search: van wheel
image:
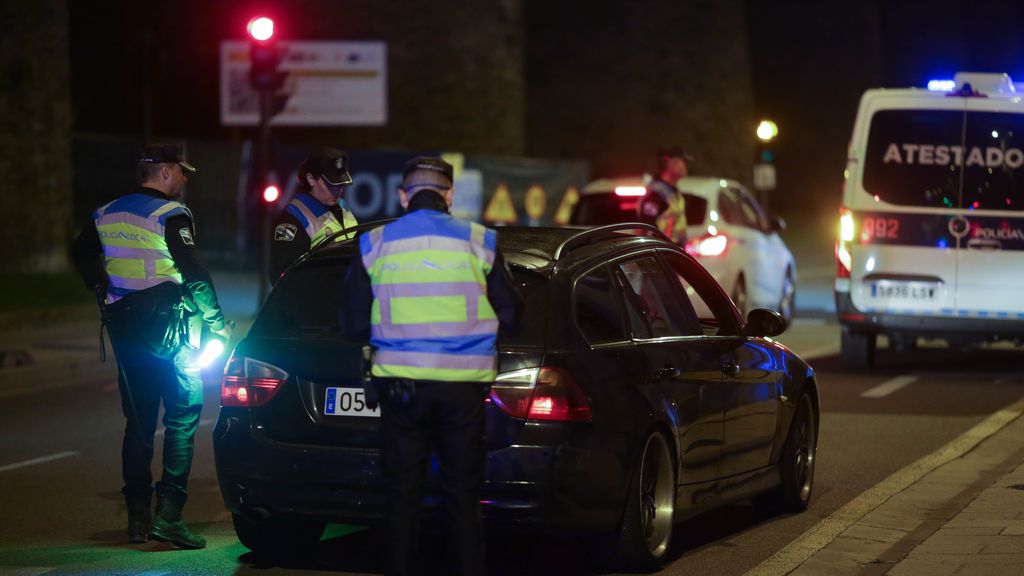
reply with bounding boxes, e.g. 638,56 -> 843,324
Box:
615,430 -> 675,570
778,268 -> 796,326
732,275 -> 748,318
840,328 -> 876,370
232,513 -> 325,558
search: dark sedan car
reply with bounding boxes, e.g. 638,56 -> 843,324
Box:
214,222 -> 819,569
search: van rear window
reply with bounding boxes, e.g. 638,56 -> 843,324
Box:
864,109 -> 1024,210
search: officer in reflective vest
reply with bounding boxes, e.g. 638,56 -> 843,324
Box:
639,147 -> 691,245
71,143 -> 231,549
268,147 -> 358,284
342,156 -> 520,576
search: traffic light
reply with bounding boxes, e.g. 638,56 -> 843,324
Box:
246,16 -> 287,92
263,184 -> 280,203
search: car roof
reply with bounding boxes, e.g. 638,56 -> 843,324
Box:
581,175 -> 737,199
303,222 -> 683,275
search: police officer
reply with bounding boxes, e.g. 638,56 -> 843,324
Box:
639,147 -> 691,245
268,147 -> 358,283
70,143 -> 230,549
342,157 -> 520,576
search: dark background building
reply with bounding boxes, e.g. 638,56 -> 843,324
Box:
3,0 -> 1024,272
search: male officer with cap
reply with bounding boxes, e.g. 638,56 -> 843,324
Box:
71,143 -> 231,549
268,147 -> 358,283
342,157 -> 520,576
639,147 -> 691,245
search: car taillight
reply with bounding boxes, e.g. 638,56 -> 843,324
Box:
836,207 -> 853,278
685,233 -> 728,257
489,367 -> 592,422
220,356 -> 289,407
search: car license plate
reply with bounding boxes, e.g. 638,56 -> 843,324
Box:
325,387 -> 380,417
870,280 -> 938,300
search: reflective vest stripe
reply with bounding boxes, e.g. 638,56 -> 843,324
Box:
286,194 -> 358,246
363,212 -> 499,382
95,194 -> 185,304
372,319 -> 499,340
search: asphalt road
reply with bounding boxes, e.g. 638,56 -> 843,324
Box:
2,319 -> 1024,576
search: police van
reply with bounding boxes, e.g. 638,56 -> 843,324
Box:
837,72 -> 1024,369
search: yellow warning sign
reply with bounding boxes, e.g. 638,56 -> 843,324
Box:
553,186 -> 580,226
483,183 -> 518,225
524,185 -> 546,220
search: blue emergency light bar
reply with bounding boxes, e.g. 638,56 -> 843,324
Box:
927,79 -> 957,92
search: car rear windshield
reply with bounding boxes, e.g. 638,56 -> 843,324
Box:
864,109 -> 1024,210
250,254 -> 548,347
570,192 -> 707,226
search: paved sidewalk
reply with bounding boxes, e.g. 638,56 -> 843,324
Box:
756,398 -> 1024,575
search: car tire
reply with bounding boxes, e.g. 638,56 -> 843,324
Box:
755,392 -> 818,514
778,268 -> 796,326
732,275 -> 748,319
231,513 -> 325,558
840,328 -> 876,370
615,430 -> 676,571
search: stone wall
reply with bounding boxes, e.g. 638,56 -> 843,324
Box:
0,0 -> 72,272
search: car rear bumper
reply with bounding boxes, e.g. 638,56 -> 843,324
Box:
213,413 -> 628,534
835,291 -> 1024,339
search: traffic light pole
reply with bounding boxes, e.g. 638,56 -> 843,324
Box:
258,88 -> 272,306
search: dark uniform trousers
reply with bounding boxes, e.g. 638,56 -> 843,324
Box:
380,379 -> 489,576
106,288 -> 203,510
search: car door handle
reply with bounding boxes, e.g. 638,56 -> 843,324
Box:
721,362 -> 740,377
658,367 -> 681,379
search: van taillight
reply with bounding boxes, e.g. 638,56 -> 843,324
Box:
220,356 -> 289,407
836,207 -> 854,278
489,367 -> 592,422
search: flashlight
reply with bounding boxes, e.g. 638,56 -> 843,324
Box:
196,338 -> 225,369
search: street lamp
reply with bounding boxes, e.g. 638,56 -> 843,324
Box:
754,119 -> 779,212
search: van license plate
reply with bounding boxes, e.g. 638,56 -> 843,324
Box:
325,387 -> 380,417
870,280 -> 938,300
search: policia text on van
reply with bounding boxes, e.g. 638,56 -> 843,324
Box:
836,72 -> 1024,369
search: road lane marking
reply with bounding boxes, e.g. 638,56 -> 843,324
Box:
0,451 -> 79,473
744,396 -> 1024,576
154,418 -> 214,438
860,375 -> 917,398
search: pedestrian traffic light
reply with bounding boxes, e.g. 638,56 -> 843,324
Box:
246,16 -> 287,92
263,184 -> 280,203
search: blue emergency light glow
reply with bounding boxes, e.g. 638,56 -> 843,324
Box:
927,79 -> 956,92
196,339 -> 225,369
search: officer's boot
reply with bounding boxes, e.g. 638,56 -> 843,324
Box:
126,500 -> 151,544
149,498 -> 206,549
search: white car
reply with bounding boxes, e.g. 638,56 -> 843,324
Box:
570,176 -> 797,323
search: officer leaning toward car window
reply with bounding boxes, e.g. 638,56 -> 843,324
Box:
639,147 -> 691,245
70,143 -> 231,549
268,147 -> 358,284
342,156 -> 521,576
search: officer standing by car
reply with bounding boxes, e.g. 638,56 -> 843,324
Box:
70,143 -> 231,549
639,147 -> 691,245
342,157 -> 520,576
268,147 -> 358,284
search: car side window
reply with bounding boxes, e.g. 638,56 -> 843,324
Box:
659,251 -> 739,336
614,255 -> 701,338
734,187 -> 770,232
720,187 -> 760,231
574,266 -> 627,345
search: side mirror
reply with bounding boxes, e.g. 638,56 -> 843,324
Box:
771,215 -> 786,232
743,308 -> 786,338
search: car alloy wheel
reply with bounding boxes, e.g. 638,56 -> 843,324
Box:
616,430 -> 675,569
788,394 -> 817,509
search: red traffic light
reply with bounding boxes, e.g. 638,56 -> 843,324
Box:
263,185 -> 280,203
247,17 -> 274,42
